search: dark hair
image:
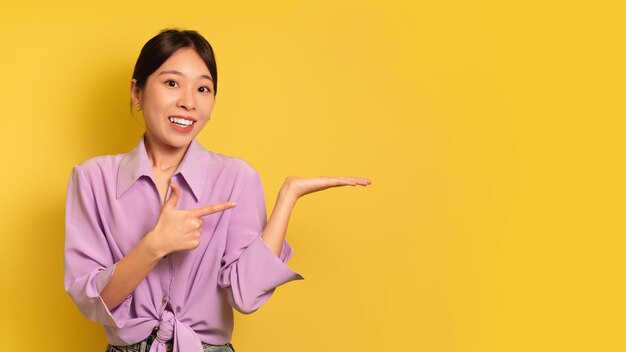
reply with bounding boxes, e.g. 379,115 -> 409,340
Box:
131,28 -> 218,108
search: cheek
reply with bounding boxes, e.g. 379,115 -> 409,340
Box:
142,113 -> 161,130
144,87 -> 175,111
142,97 -> 170,126
201,98 -> 216,115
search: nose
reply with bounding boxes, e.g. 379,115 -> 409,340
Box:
176,87 -> 196,111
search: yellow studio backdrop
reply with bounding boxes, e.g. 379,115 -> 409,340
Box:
0,0 -> 624,351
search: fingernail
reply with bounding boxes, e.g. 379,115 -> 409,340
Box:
230,202 -> 237,206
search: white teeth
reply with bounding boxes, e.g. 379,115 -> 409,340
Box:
168,117 -> 193,127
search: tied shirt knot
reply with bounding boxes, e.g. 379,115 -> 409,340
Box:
149,310 -> 203,352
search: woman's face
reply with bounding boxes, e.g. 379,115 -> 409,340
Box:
131,47 -> 215,150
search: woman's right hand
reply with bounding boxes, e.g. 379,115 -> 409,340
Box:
146,183 -> 237,258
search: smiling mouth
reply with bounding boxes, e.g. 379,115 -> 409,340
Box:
168,116 -> 195,127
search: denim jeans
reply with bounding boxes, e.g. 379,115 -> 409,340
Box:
105,327 -> 235,352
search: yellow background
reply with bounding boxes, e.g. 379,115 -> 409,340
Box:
1,0 -> 624,351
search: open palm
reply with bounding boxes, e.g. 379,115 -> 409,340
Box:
284,176 -> 372,199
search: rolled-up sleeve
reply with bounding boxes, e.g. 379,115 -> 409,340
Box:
217,171 -> 304,314
64,166 -> 132,327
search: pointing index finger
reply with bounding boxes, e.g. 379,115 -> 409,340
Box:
191,201 -> 237,217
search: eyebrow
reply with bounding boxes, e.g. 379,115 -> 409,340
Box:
158,70 -> 213,82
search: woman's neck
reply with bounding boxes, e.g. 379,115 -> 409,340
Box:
144,133 -> 188,173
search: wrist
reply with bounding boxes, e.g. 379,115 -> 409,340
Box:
278,182 -> 299,206
142,231 -> 167,260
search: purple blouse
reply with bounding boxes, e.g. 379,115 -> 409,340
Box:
64,134 -> 304,352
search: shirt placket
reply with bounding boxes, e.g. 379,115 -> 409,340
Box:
158,256 -> 172,312
154,179 -> 174,316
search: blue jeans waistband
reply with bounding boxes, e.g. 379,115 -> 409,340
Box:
106,327 -> 235,352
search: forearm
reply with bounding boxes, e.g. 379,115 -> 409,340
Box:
100,234 -> 163,310
262,184 -> 298,257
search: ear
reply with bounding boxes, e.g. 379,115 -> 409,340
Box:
130,79 -> 143,108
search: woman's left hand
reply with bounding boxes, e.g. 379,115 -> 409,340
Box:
261,176 -> 371,257
281,176 -> 372,200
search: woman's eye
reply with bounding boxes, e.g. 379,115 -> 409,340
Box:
198,86 -> 212,93
166,80 -> 178,87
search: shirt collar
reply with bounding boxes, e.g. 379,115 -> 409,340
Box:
116,134 -> 208,202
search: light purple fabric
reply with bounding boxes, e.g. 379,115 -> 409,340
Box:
64,134 -> 304,352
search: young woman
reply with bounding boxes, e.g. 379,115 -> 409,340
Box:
64,28 -> 371,352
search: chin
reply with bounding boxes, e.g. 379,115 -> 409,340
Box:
146,128 -> 196,150
166,134 -> 196,149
